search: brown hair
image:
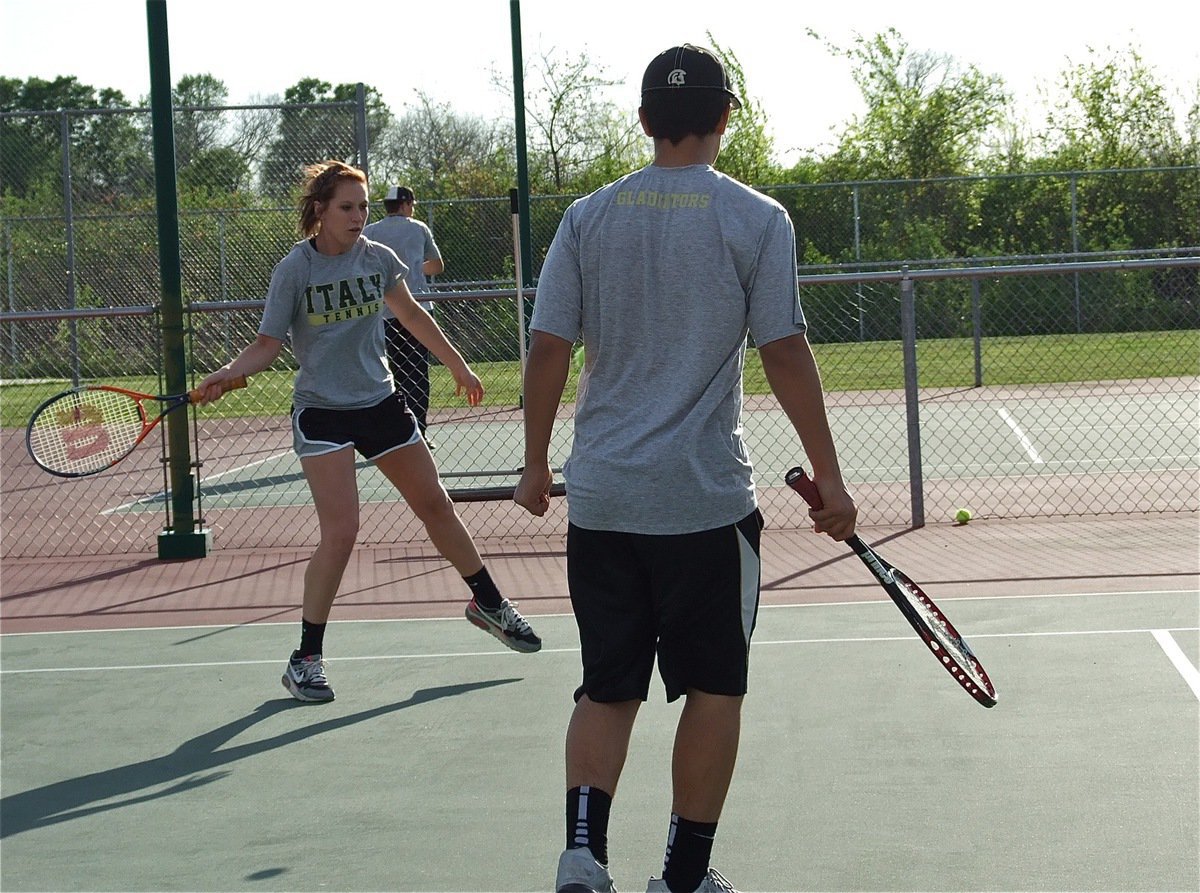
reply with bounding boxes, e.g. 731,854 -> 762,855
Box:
297,160 -> 368,238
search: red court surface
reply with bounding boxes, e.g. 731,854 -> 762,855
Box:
2,513 -> 1196,635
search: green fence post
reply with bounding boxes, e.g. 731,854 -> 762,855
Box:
147,0 -> 209,558
509,2 -> 534,292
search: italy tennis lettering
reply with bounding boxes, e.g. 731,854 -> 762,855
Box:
304,274 -> 384,325
55,402 -> 110,460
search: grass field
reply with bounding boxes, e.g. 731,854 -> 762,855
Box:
2,330 -> 1196,428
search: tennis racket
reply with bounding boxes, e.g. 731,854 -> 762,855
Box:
785,466 -> 997,708
26,376 -> 248,478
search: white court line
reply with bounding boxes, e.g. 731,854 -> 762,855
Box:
189,449 -> 297,483
3,588 -> 1196,638
101,449 -> 295,514
0,647 -> 581,675
1152,629 -> 1200,700
3,625 -> 1198,676
834,458 -> 1198,481
997,407 -> 1045,464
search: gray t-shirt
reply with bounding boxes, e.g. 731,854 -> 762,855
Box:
532,163 -> 805,534
258,237 -> 406,410
362,215 -> 441,313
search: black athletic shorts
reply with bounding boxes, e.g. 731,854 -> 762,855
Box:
566,509 -> 764,704
291,393 -> 420,460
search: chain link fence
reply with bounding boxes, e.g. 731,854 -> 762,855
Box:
3,257 -> 1197,559
1,102 -> 1197,558
4,103 -> 1197,316
1,100 -> 365,318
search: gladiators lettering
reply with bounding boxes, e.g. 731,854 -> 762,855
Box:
614,190 -> 712,210
304,273 -> 385,325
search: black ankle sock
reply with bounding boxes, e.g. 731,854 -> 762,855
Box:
464,567 -> 502,611
298,619 -> 326,658
566,785 -> 612,865
662,814 -> 718,892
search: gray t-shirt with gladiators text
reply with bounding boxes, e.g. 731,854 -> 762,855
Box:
532,163 -> 805,535
258,237 -> 406,410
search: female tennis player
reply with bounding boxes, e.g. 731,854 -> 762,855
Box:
195,160 -> 540,702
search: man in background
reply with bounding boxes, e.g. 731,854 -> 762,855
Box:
364,185 -> 445,447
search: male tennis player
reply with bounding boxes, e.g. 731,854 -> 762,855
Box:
516,43 -> 857,893
363,185 -> 444,447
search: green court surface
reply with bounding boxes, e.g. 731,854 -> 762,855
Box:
2,589 -> 1197,891
106,388 -> 1198,513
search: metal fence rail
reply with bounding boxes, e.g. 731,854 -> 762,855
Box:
2,258 -> 1196,559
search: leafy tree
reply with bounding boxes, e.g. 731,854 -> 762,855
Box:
0,76 -> 144,206
177,146 -> 252,198
372,90 -> 510,199
1036,46 -> 1199,256
259,78 -> 389,195
0,75 -> 120,115
167,76 -> 277,200
709,37 -> 778,186
1041,45 -> 1187,168
172,73 -> 229,169
820,28 -> 1008,181
74,100 -> 153,206
497,47 -> 643,192
804,29 -> 1009,259
2,41 -> 1194,325
329,80 -> 392,157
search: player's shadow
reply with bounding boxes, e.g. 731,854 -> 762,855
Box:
0,678 -> 518,839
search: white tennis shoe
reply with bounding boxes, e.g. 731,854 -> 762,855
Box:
646,867 -> 738,892
555,847 -> 616,893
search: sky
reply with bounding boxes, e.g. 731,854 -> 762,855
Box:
3,0 -> 1197,164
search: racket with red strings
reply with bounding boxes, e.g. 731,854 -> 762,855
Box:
786,466 -> 997,707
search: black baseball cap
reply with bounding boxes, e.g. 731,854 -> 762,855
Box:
384,185 -> 414,202
640,44 -> 742,109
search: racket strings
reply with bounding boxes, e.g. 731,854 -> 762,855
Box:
897,576 -> 990,692
29,391 -> 145,474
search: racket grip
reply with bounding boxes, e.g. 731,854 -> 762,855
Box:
784,466 -> 824,510
188,374 -> 248,403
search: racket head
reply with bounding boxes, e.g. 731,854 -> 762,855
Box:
26,387 -> 154,477
865,544 -> 997,708
25,376 -> 246,478
786,465 -> 997,708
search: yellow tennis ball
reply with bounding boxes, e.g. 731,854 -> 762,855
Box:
954,508 -> 972,524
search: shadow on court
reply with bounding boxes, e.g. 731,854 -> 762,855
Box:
0,678 -> 518,840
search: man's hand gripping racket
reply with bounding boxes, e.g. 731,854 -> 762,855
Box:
786,466 -> 997,708
26,376 -> 247,478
